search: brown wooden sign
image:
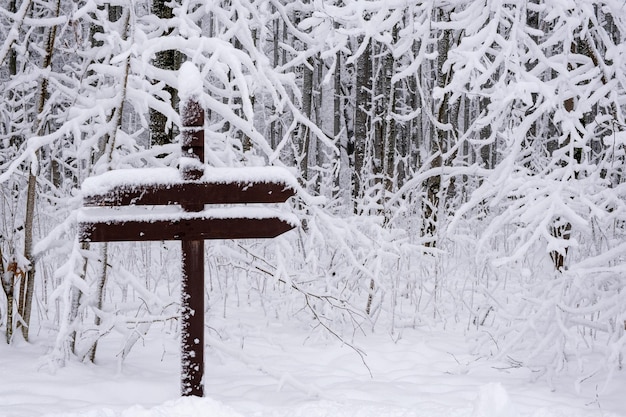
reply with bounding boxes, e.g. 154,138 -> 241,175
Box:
80,215 -> 296,242
79,169 -> 298,243
78,80 -> 298,397
82,179 -> 296,207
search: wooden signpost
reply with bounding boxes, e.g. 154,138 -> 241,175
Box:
77,64 -> 298,397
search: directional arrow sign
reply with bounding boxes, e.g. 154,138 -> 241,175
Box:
82,167 -> 298,207
78,208 -> 298,242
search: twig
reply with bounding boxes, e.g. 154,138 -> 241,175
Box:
303,293 -> 372,378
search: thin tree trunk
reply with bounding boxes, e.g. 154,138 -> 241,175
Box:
3,0 -> 18,343
270,6 -> 280,148
334,40 -> 348,204
149,0 -> 180,146
84,10 -> 133,362
68,242 -> 89,354
424,8 -> 452,247
334,46 -> 341,148
85,244 -> 108,362
382,69 -> 397,210
299,57 -> 314,184
19,0 -> 62,341
0,248 -> 13,344
353,36 -> 371,209
314,53 -> 323,194
383,28 -> 398,201
19,172 -> 36,341
372,42 -> 384,196
7,0 -> 21,146
67,4 -> 119,356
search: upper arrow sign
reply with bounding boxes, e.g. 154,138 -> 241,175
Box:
82,166 -> 298,207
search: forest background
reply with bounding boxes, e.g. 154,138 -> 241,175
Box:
0,0 -> 625,389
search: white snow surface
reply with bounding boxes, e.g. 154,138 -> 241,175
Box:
81,166 -> 300,197
1,313 -> 624,417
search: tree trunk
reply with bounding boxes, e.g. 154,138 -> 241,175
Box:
85,9 -> 133,362
7,0 -> 17,74
479,95 -> 493,169
3,0 -> 19,344
299,57 -> 314,184
19,172 -> 37,341
0,248 -> 13,344
270,6 -> 281,149
150,0 -> 181,146
383,28 -> 398,201
66,4 -> 122,356
19,0 -> 62,341
85,244 -> 108,362
353,36 -> 371,209
372,41 -> 385,196
314,53 -> 323,194
424,8 -> 452,246
7,0 -> 21,146
68,242 -> 90,355
334,41 -> 350,205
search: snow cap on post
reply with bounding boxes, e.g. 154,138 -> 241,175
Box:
178,61 -> 203,103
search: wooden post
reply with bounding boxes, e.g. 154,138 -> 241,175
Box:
180,239 -> 204,396
78,63 -> 297,397
180,96 -> 205,396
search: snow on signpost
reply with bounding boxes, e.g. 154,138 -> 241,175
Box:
77,62 -> 298,397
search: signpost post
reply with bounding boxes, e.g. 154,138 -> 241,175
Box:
77,64 -> 298,397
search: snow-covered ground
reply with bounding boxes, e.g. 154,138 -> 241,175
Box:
1,312 -> 624,417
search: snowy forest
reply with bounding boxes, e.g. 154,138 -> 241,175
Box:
1,0 -> 625,389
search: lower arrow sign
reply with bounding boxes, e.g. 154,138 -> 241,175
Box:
79,216 -> 297,242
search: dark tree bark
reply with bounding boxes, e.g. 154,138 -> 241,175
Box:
424,8 -> 452,246
299,57 -> 314,184
383,27 -> 399,198
150,0 -> 181,146
334,38 -> 346,200
353,36 -> 371,208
